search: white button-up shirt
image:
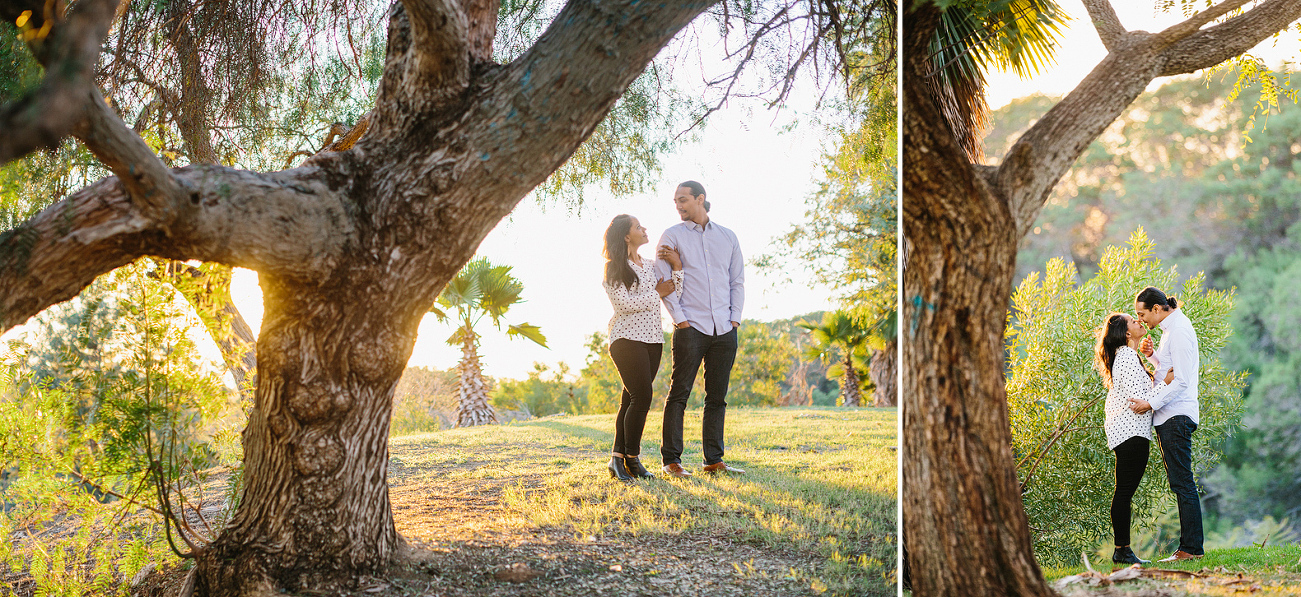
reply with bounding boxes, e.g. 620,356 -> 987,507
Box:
603,259 -> 683,345
653,219 -> 744,335
1148,308 -> 1200,426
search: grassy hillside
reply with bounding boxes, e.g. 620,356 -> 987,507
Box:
389,406 -> 897,596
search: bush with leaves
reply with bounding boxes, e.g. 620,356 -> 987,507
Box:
1005,229 -> 1245,566
0,262 -> 242,594
492,362 -> 590,417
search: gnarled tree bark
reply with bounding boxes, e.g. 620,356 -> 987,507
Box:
1,0 -> 717,593
903,0 -> 1301,595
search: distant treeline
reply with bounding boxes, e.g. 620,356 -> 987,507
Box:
390,311 -> 858,435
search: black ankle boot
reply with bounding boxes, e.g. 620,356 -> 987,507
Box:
1112,546 -> 1149,565
623,456 -> 655,479
608,456 -> 634,482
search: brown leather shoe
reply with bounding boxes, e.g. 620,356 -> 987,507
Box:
1156,550 -> 1203,563
702,461 -> 745,474
661,463 -> 693,478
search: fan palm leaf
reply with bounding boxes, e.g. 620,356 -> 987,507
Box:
924,0 -> 1069,160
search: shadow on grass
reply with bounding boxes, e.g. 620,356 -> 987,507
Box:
498,409 -> 897,597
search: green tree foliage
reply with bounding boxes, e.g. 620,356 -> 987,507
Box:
0,262 -> 242,593
430,258 -> 546,427
989,74 -> 1301,529
923,0 -> 1068,158
492,362 -> 590,417
730,323 -> 801,407
1005,230 -> 1244,566
1210,246 -> 1301,522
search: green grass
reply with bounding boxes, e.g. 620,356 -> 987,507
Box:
1042,544 -> 1301,579
391,406 -> 898,596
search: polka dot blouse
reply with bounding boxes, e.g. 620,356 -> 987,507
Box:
604,258 -> 683,345
1105,346 -> 1156,450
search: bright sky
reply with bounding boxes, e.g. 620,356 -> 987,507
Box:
984,1 -> 1301,110
229,89 -> 840,381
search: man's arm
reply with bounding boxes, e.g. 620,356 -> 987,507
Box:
1145,325 -> 1195,412
655,229 -> 687,325
728,230 -> 744,327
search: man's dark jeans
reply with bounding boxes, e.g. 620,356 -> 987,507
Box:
661,325 -> 737,466
1155,415 -> 1204,555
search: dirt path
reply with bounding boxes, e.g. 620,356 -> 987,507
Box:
130,440 -> 828,596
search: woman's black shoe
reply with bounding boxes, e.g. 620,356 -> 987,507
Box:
608,456 -> 635,482
623,456 -> 655,479
1112,546 -> 1150,565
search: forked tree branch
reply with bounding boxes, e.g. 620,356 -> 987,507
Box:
995,0 -> 1301,234
0,0 -> 118,164
1080,0 -> 1126,52
72,88 -> 190,224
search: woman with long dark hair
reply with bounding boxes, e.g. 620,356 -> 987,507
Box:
1094,311 -> 1167,565
602,214 -> 681,482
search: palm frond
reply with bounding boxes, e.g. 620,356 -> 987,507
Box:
925,0 -> 1069,161
506,323 -> 548,348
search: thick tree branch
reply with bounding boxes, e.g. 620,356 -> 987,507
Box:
1159,0 -> 1301,76
0,166 -> 356,333
1080,0 -> 1125,52
1155,0 -> 1254,46
994,34 -> 1163,233
399,0 -> 471,90
72,88 -> 190,224
443,0 -> 718,229
463,0 -> 500,63
994,0 -> 1301,233
0,0 -> 117,164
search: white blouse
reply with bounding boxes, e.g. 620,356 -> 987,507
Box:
1104,346 -> 1157,450
604,258 -> 683,345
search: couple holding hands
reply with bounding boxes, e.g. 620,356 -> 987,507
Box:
1096,287 -> 1204,565
599,181 -> 746,483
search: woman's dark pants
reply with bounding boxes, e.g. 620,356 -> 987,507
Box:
1111,435 -> 1150,547
609,339 -> 662,457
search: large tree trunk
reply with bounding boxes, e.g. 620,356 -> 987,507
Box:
194,277 -> 414,594
902,0 -> 1301,594
0,0 -> 720,593
455,328 -> 496,427
869,340 -> 895,407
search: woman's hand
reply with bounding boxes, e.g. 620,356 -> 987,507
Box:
1164,369 -> 1174,385
657,245 -> 682,271
656,278 -> 676,298
1128,398 -> 1153,414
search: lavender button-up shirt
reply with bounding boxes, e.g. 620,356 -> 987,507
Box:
654,219 -> 745,335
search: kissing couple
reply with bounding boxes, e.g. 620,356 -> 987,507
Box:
1095,286 -> 1204,565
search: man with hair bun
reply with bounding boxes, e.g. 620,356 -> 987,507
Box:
653,180 -> 746,477
1131,286 -> 1203,562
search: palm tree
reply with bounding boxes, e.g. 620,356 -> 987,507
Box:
800,310 -> 870,407
865,309 -> 897,407
924,0 -> 1067,160
429,258 -> 546,427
